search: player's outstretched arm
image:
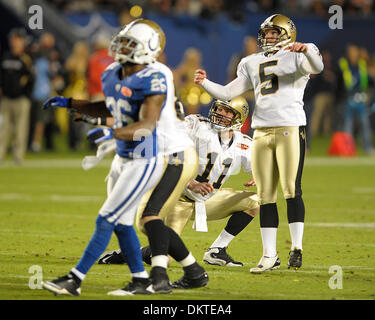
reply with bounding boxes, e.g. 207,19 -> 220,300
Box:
43,96 -> 111,118
194,69 -> 250,101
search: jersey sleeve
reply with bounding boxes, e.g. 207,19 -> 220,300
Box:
184,114 -> 200,141
296,43 -> 323,75
139,72 -> 168,96
236,58 -> 254,90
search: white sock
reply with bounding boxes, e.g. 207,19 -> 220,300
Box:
210,229 -> 235,248
70,268 -> 86,281
289,222 -> 304,251
151,255 -> 169,269
131,271 -> 149,279
260,228 -> 278,257
178,252 -> 196,267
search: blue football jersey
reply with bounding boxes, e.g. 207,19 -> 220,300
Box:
101,62 -> 167,159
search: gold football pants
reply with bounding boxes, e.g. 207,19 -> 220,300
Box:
135,146 -> 199,233
251,126 -> 306,205
162,188 -> 259,236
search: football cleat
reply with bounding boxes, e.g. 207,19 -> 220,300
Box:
203,247 -> 243,267
288,248 -> 302,270
98,249 -> 126,264
250,255 -> 281,274
150,267 -> 172,294
42,273 -> 81,296
141,246 -> 152,265
107,277 -> 154,296
172,263 -> 209,289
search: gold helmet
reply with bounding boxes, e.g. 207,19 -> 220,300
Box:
109,19 -> 166,64
257,14 -> 296,52
208,96 -> 249,131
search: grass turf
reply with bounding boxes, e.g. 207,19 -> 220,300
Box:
0,137 -> 374,302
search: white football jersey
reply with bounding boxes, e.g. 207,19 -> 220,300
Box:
183,115 -> 253,202
237,43 -> 319,128
149,61 -> 194,155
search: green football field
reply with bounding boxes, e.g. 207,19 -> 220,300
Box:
0,137 -> 374,302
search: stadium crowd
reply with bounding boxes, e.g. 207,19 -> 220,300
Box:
0,1 -> 375,165
51,0 -> 375,19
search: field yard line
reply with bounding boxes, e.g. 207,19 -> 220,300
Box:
307,222 -> 375,228
0,193 -> 103,202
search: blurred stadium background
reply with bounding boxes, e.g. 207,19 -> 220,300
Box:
0,0 -> 375,158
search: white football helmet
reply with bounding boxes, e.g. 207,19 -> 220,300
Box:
109,19 -> 165,65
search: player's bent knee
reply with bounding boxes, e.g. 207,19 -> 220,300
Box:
244,206 -> 259,217
141,215 -> 161,225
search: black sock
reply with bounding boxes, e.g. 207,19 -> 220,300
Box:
224,211 -> 254,236
287,196 -> 305,223
166,226 -> 190,262
259,203 -> 279,228
144,219 -> 169,257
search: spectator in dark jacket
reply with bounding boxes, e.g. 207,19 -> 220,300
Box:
0,28 -> 34,165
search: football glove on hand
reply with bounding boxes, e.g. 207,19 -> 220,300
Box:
75,114 -> 107,126
43,96 -> 71,110
87,127 -> 114,144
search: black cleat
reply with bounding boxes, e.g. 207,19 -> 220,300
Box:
288,248 -> 303,270
203,247 -> 243,267
98,249 -> 126,264
107,277 -> 154,296
98,247 -> 151,265
141,246 -> 152,265
42,273 -> 81,296
172,263 -> 209,289
150,267 -> 172,294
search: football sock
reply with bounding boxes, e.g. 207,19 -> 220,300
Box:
70,268 -> 84,284
75,216 -> 114,276
286,197 -> 305,251
224,211 -> 254,236
144,219 -> 169,268
114,224 -> 145,274
286,196 -> 305,223
260,228 -> 278,257
210,229 -> 234,248
178,252 -> 196,267
166,225 -> 191,263
259,203 -> 279,228
288,222 -> 304,251
259,203 -> 279,257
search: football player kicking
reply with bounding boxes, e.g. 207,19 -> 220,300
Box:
41,19 -> 207,297
100,96 -> 260,269
194,14 -> 324,273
